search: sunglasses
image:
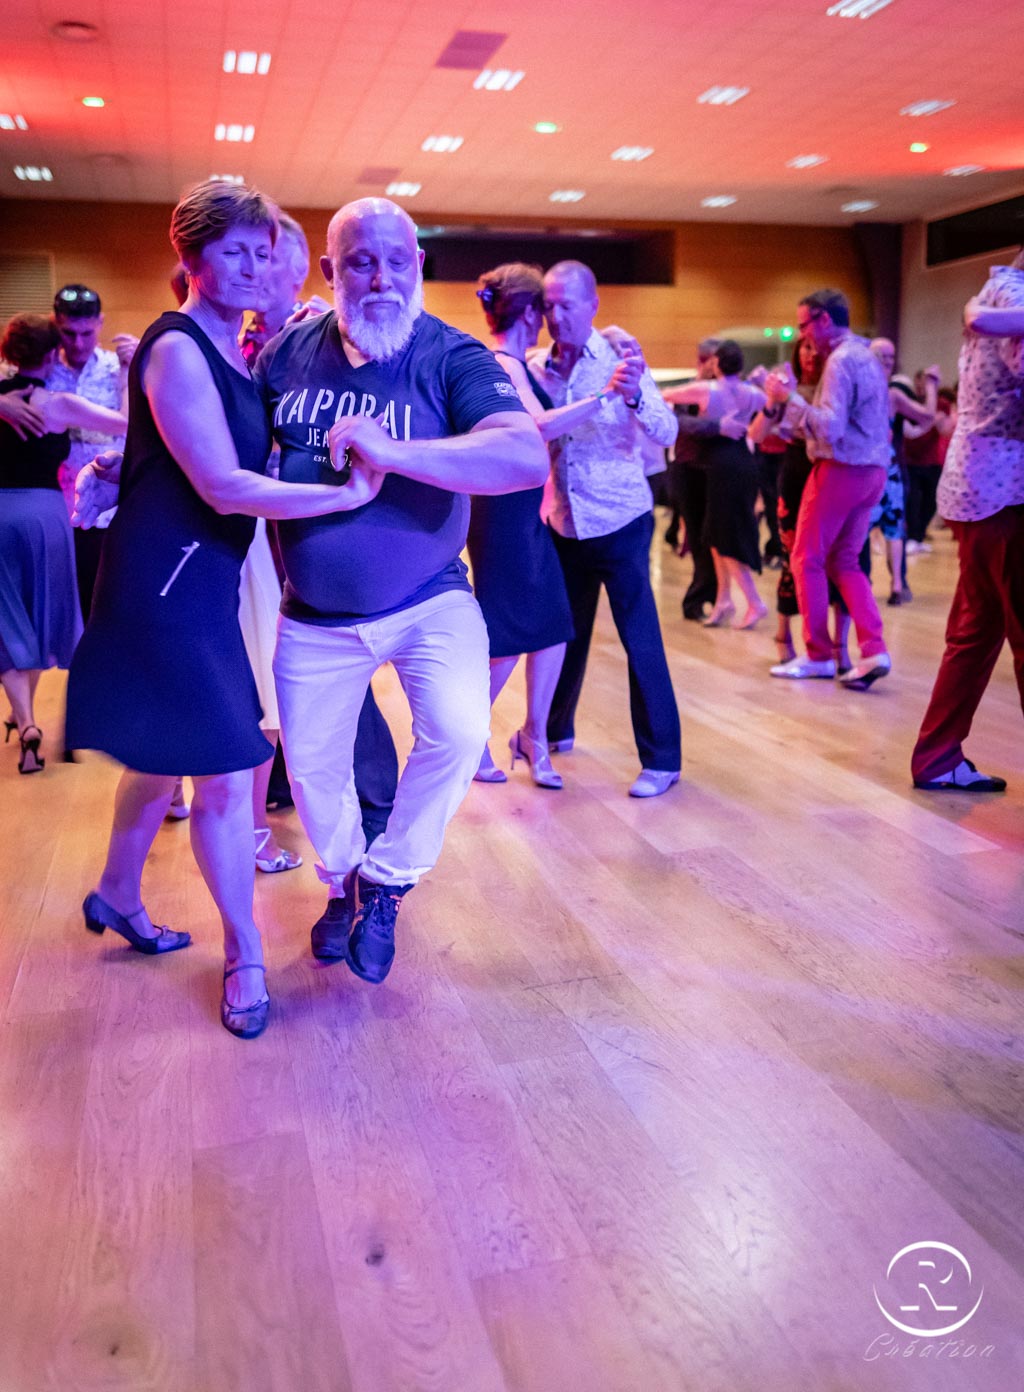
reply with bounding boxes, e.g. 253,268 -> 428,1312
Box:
54,288 -> 100,307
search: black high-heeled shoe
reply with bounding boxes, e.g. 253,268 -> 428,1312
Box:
83,891 -> 191,955
17,725 -> 44,775
3,717 -> 16,744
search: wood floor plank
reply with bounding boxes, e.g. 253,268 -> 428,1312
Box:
193,1131 -> 352,1392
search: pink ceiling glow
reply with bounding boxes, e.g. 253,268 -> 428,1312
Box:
2,0 -> 1023,224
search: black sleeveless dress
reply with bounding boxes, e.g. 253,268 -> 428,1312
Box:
466,361 -> 574,659
66,313 -> 273,775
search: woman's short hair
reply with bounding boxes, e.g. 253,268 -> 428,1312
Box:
714,339 -> 744,376
477,263 -> 544,334
170,180 -> 278,263
1,313 -> 60,368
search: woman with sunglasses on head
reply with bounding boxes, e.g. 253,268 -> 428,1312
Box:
0,313 -> 127,774
468,262 -> 639,787
66,180 -> 382,1037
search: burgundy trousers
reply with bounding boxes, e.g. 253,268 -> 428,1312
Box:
911,506 -> 1024,783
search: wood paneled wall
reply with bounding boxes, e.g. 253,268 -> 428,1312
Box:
0,199 -> 872,369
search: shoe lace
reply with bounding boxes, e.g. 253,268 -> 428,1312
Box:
355,886 -> 403,942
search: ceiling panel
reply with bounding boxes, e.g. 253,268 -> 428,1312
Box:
2,0 -> 1023,225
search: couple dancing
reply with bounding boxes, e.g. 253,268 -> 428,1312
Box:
69,181 -> 547,1037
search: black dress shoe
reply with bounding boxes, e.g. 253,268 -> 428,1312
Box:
914,759 -> 1007,792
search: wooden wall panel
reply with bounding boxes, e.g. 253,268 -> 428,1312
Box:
0,199 -> 871,371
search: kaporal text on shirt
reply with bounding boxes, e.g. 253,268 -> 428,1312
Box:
274,388 -> 413,441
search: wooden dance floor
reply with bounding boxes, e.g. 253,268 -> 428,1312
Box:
2,522 -> 1021,1391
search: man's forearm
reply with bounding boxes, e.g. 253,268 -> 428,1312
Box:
386,418 -> 549,495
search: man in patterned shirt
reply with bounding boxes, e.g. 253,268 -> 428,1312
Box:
48,284 -> 137,618
911,251 -> 1024,792
529,260 -> 681,798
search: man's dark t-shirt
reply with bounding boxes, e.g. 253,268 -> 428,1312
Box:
254,311 -> 526,625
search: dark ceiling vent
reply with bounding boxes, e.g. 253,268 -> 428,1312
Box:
357,166 -> 400,184
434,30 -> 506,70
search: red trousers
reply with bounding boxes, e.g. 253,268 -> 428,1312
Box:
792,460 -> 888,662
911,506 -> 1024,782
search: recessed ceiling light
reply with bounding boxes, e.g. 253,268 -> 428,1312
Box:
787,154 -> 828,169
698,86 -> 750,106
611,146 -> 654,162
0,114 -> 29,130
533,121 -> 560,134
386,181 -> 422,197
223,51 -> 272,75
909,142 -> 929,153
701,195 -> 737,208
473,69 -> 524,91
842,199 -> 879,212
14,165 -> 53,181
214,123 -> 255,143
826,0 -> 893,16
943,163 -> 985,177
81,96 -> 105,108
421,135 -> 463,153
900,99 -> 954,118
550,189 -> 585,203
50,20 -> 99,41
210,173 -> 245,184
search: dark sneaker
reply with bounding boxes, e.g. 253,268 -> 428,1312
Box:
346,877 -> 412,984
310,870 -> 357,961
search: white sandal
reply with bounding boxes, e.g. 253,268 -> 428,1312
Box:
255,827 -> 303,874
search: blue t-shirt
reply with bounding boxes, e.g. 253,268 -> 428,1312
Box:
254,311 -> 526,624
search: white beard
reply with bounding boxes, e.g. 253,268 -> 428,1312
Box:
338,280 -> 423,361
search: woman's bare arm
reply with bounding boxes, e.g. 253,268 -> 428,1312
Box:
143,331 -> 381,518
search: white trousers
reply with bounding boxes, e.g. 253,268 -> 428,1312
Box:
273,589 -> 490,889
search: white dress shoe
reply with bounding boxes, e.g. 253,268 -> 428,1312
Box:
769,656 -> 836,679
628,769 -> 680,798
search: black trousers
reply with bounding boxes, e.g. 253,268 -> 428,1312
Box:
907,465 -> 942,543
547,512 -> 681,771
757,448 -> 784,559
679,465 -> 717,618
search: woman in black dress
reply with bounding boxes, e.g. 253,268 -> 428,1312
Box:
468,263 -> 638,789
67,181 -> 382,1037
664,341 -> 767,629
0,314 -> 127,773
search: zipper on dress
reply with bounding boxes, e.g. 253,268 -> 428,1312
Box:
159,542 -> 200,597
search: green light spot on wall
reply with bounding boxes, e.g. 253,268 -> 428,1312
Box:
779,326 -> 795,341
763,328 -> 774,338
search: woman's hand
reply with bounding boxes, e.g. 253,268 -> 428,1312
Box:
73,450 -> 122,528
335,458 -> 386,510
0,388 -> 45,440
327,416 -> 398,509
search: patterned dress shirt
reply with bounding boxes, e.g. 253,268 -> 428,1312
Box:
782,332 -> 890,467
937,264 -> 1024,523
47,346 -> 126,523
529,330 -> 677,540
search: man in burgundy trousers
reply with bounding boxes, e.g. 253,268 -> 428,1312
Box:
911,249 -> 1024,792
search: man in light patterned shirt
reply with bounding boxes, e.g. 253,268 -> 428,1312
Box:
911,252 -> 1024,792
48,284 -> 136,618
529,260 -> 681,798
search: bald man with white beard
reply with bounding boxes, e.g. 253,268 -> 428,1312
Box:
254,198 -> 548,984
